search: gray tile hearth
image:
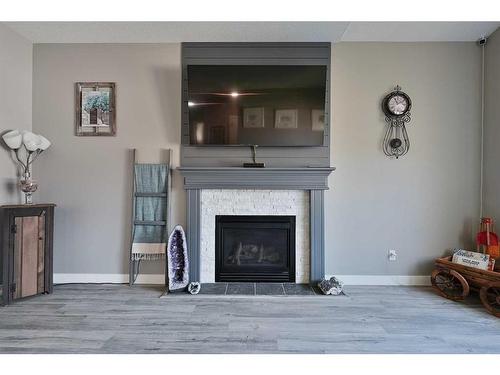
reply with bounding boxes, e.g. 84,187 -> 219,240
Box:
226,283 -> 255,295
284,283 -> 316,295
197,283 -> 228,295
256,283 -> 286,295
164,283 -> 318,296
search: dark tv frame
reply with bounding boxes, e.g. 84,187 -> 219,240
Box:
180,43 -> 331,167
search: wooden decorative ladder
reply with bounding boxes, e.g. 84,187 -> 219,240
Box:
129,148 -> 172,286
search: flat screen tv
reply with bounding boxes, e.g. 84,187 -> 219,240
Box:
187,65 -> 327,146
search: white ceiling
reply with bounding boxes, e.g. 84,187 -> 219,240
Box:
4,22 -> 499,43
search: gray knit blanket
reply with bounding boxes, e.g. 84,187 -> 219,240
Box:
131,164 -> 168,260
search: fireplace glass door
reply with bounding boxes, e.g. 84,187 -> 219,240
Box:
215,215 -> 295,282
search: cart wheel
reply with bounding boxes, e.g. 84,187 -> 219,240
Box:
431,269 -> 469,300
480,282 -> 500,318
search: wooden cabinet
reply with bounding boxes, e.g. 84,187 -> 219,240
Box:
1,204 -> 55,305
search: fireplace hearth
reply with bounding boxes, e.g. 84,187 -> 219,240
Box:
215,215 -> 296,282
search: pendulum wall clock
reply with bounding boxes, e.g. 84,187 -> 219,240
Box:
381,85 -> 412,159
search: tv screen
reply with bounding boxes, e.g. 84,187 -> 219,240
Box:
187,65 -> 327,146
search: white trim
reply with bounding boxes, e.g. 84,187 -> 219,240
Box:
54,273 -> 165,285
54,273 -> 430,286
327,275 -> 431,286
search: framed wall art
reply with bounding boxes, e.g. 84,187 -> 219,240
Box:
243,107 -> 265,128
311,109 -> 325,131
275,109 -> 298,129
75,82 -> 116,136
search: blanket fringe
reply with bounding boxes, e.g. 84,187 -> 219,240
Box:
131,253 -> 166,261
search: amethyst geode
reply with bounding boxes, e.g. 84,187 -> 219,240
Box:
167,225 -> 189,291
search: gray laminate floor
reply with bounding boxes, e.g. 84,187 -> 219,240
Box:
0,284 -> 499,354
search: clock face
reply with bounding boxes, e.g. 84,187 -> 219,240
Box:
387,95 -> 408,115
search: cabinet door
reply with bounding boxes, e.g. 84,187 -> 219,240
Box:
12,214 -> 45,299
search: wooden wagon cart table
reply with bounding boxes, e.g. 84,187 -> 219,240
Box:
431,256 -> 500,317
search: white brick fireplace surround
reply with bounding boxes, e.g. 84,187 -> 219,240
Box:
200,189 -> 310,283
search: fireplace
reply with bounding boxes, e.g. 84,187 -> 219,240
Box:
179,167 -> 334,284
215,215 -> 296,282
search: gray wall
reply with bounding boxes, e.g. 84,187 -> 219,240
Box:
484,29 -> 500,225
0,24 -> 32,204
327,42 -> 481,276
33,44 -> 184,275
33,42 -> 482,278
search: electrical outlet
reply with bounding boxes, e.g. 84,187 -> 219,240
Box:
388,250 -> 397,261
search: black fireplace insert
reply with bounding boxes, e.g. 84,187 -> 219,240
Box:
215,215 -> 295,282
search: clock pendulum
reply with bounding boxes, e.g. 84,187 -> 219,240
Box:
381,85 -> 412,159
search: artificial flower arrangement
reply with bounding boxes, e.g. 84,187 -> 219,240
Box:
2,130 -> 51,204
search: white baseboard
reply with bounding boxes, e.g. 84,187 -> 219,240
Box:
54,273 -> 430,286
327,275 -> 431,286
54,273 -> 165,285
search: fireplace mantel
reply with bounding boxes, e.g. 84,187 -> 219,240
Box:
177,167 -> 335,190
177,166 -> 335,285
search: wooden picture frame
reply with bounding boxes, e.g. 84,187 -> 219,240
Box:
75,82 -> 116,136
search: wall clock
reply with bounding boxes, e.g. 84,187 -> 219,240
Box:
381,85 -> 412,159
